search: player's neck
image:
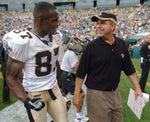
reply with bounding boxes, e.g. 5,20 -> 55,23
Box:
31,28 -> 46,38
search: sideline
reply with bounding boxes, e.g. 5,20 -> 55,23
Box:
0,85 -> 88,122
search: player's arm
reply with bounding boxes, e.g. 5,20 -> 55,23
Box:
7,57 -> 45,111
6,57 -> 28,102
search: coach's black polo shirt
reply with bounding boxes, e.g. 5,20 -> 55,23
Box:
76,36 -> 135,91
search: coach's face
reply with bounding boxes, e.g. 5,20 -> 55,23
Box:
96,19 -> 116,38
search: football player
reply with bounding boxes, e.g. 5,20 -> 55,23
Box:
3,2 -> 69,122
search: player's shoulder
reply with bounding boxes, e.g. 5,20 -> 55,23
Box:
56,30 -> 62,36
52,30 -> 63,45
53,30 -> 62,38
3,29 -> 31,45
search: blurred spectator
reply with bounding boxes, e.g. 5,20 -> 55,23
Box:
128,44 -> 133,58
1,50 -> 10,104
0,6 -> 150,43
139,34 -> 150,93
0,40 -> 10,104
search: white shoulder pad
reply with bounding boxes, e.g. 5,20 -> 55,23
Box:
55,30 -> 62,41
2,29 -> 30,62
56,30 -> 63,37
53,30 -> 63,46
4,29 -> 30,45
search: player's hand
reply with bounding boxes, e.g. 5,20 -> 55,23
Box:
24,98 -> 45,111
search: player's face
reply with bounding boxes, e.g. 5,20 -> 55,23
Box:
42,9 -> 60,34
96,20 -> 115,38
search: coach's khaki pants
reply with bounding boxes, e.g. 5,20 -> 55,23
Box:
87,88 -> 123,122
28,84 -> 69,122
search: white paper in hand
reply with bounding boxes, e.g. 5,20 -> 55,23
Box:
127,88 -> 149,119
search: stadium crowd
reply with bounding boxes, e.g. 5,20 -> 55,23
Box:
0,5 -> 150,43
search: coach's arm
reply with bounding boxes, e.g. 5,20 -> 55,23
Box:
73,77 -> 84,108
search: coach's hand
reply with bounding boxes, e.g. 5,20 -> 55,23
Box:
24,98 -> 45,111
73,94 -> 81,109
135,87 -> 143,100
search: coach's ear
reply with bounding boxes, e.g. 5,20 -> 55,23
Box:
111,23 -> 116,31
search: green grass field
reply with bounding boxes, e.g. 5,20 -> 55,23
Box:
0,79 -> 18,110
119,59 -> 150,122
0,59 -> 150,121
